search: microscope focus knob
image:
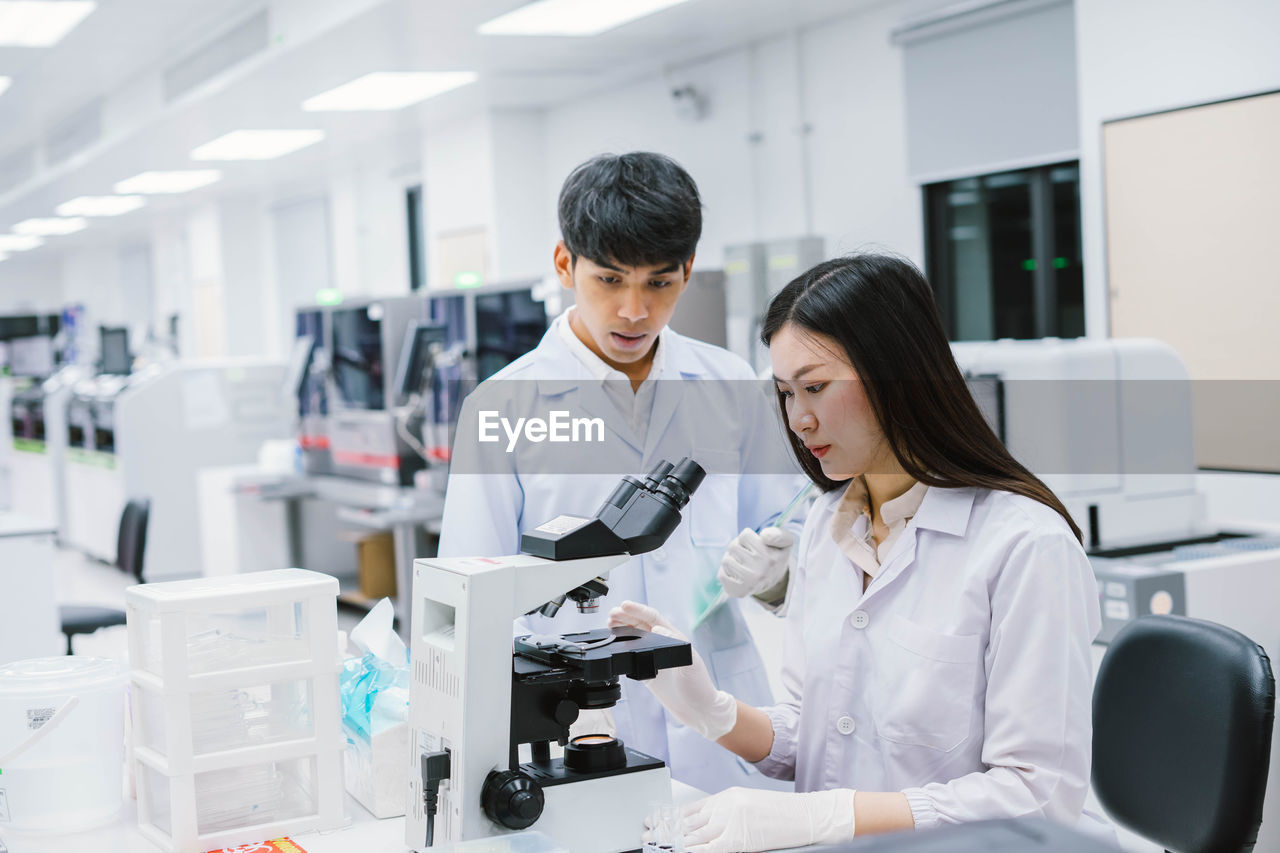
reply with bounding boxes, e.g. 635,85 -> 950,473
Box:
482,769 -> 544,829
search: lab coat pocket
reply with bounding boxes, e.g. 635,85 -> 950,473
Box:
689,448 -> 739,547
874,615 -> 981,752
710,640 -> 772,706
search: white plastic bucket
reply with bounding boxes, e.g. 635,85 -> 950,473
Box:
0,656 -> 127,833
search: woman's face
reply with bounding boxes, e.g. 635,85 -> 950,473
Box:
769,322 -> 893,481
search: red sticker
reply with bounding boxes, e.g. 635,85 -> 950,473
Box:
206,839 -> 307,853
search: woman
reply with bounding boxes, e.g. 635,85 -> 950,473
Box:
610,253 -> 1102,852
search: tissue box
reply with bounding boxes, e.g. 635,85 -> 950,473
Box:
343,720 -> 408,818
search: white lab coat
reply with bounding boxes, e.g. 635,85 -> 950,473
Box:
439,324 -> 804,793
756,483 -> 1103,830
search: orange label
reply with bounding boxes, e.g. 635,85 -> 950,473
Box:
207,839 -> 307,853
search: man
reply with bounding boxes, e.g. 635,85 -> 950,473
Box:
439,152 -> 801,793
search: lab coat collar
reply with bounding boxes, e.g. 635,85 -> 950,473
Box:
911,485 -> 977,538
857,486 -> 976,605
533,320 -> 707,399
528,321 -> 709,455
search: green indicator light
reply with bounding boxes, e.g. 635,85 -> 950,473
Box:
315,288 -> 343,306
1053,257 -> 1068,269
454,271 -> 483,289
1022,259 -> 1037,271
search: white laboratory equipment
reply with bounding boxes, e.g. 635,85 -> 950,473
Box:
82,360 -> 293,577
950,337 -> 1203,550
125,569 -> 345,853
406,459 -> 705,853
949,337 -> 1280,852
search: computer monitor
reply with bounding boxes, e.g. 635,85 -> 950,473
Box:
475,288 -> 547,380
394,321 -> 447,402
286,334 -> 316,403
330,307 -> 384,410
100,326 -> 131,375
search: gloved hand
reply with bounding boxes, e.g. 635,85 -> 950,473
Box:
607,601 -> 737,741
718,527 -> 795,599
654,787 -> 857,853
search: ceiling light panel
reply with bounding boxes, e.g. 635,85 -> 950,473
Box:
191,129 -> 325,161
14,217 -> 86,236
56,195 -> 145,217
478,0 -> 691,36
0,234 -> 42,251
113,170 -> 222,195
303,72 -> 478,111
0,1 -> 96,47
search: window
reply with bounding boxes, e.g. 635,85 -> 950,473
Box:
925,162 -> 1083,341
406,184 -> 426,292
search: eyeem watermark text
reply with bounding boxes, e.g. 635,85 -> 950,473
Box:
478,410 -> 605,452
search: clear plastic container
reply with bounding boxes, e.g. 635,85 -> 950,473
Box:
137,750 -> 340,848
132,602 -> 312,677
134,677 -> 317,758
126,569 -> 338,683
0,656 -> 127,833
126,570 -> 345,852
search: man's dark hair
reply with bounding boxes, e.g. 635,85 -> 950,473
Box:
558,152 -> 702,269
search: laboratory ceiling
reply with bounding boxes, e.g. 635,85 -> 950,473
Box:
0,0 -> 883,250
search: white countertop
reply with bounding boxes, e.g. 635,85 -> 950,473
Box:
0,511 -> 55,539
0,781 -> 706,853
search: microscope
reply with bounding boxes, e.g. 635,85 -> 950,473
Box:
406,458 -> 706,853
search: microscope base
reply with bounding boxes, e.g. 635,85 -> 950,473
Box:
527,759 -> 671,853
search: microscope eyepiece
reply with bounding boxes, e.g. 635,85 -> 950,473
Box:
640,460 -> 674,490
648,457 -> 705,511
522,457 -> 707,559
655,457 -> 705,509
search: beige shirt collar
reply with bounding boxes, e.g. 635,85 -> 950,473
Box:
829,477 -> 929,578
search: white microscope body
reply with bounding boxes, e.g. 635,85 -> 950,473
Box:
406,459 -> 706,853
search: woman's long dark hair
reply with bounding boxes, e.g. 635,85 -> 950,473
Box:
761,253 -> 1082,543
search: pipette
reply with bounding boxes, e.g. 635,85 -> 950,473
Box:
691,481 -> 815,629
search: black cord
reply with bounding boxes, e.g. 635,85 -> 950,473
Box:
422,749 -> 451,847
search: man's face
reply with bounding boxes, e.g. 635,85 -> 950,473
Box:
553,241 -> 692,369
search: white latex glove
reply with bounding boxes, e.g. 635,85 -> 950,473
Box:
607,601 -> 737,741
655,787 -> 857,853
718,527 -> 795,599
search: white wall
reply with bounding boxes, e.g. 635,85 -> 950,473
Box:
423,112 -> 494,290
541,4 -> 923,272
804,3 -> 921,260
218,196 -> 272,358
20,0 -> 1279,356
63,247 -> 126,345
327,162 -> 413,302
1074,0 -> 1280,338
0,256 -> 62,312
490,109 -> 553,283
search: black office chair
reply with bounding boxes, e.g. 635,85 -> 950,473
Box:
1093,615 -> 1275,853
59,497 -> 150,654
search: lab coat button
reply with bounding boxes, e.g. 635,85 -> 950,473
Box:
851,610 -> 869,629
836,715 -> 856,735
652,548 -> 668,563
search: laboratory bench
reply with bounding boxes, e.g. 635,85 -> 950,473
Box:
201,467 -> 445,630
0,781 -> 707,853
